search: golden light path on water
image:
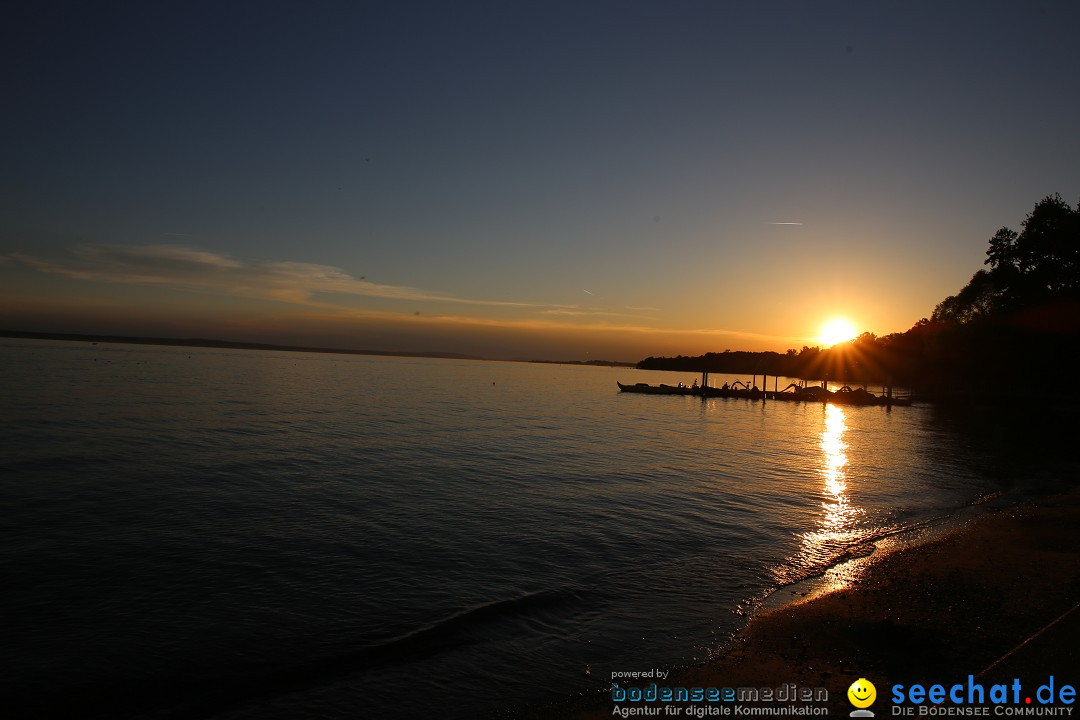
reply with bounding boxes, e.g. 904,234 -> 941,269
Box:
771,404 -> 875,594
820,404 -> 857,537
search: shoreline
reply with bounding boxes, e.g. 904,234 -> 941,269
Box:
519,490 -> 1080,718
755,490 -> 1013,615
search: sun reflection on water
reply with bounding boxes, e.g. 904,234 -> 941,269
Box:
820,404 -> 856,535
771,404 -> 869,590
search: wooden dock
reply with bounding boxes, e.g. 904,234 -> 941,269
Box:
618,373 -> 911,407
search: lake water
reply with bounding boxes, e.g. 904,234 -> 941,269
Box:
0,339 -> 1068,719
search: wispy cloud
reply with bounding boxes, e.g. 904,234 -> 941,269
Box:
389,311 -> 811,345
5,244 -> 812,349
8,245 -> 539,309
538,308 -> 644,318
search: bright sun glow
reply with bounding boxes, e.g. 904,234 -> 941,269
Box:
819,318 -> 857,346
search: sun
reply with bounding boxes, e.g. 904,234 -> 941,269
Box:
818,318 -> 857,346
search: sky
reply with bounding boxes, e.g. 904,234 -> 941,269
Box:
2,0 -> 1078,361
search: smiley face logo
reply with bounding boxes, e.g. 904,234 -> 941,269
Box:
847,678 -> 877,709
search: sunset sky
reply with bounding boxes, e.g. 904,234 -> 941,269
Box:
2,1 -> 1078,361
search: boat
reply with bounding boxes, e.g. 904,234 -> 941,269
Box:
698,385 -> 763,399
616,381 -> 694,395
831,385 -> 881,406
773,384 -> 911,406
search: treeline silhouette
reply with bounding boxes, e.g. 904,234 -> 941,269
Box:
639,194 -> 1080,400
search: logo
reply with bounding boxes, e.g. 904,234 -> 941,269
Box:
848,678 -> 877,717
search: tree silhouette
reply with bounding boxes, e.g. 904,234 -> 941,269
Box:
936,194 -> 1080,324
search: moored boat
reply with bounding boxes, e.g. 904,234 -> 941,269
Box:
616,381 -> 694,395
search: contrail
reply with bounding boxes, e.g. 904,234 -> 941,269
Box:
767,222 -> 803,226
582,289 -> 594,295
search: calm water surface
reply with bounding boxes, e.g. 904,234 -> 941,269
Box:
0,339 -> 1061,719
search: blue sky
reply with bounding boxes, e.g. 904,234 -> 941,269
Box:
2,1 -> 1078,360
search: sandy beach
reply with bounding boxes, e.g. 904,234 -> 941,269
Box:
523,490 -> 1080,718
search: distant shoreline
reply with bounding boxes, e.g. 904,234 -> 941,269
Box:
0,329 -> 635,367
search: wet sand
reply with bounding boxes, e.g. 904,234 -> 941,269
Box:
521,490 -> 1080,718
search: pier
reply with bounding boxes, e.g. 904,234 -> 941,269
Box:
619,373 -> 910,407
